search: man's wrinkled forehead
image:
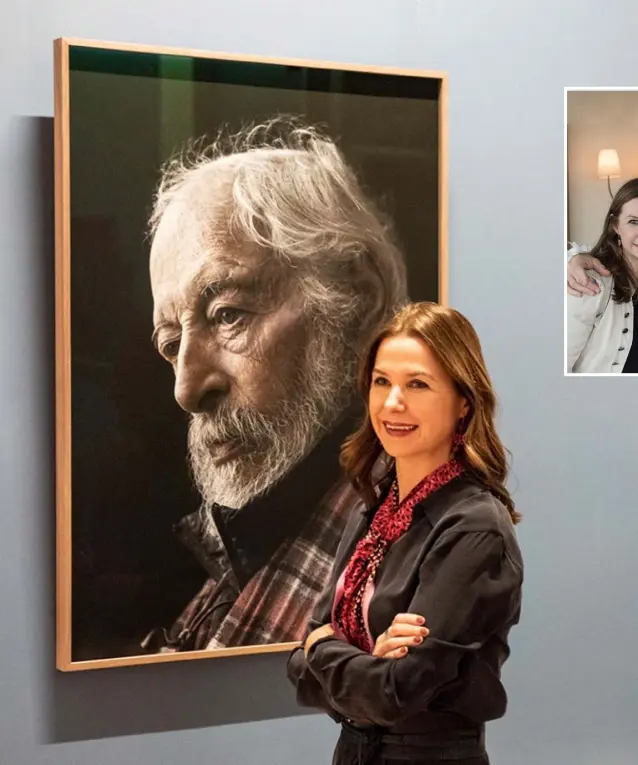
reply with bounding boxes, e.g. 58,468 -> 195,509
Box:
150,172 -> 234,267
150,212 -> 291,328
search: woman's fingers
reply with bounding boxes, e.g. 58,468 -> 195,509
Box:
387,614 -> 429,639
387,623 -> 429,639
392,613 -> 426,626
383,646 -> 409,659
385,635 -> 425,653
567,273 -> 598,296
373,631 -> 427,658
372,612 -> 430,658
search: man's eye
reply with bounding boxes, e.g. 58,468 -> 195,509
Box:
212,307 -> 247,326
159,339 -> 180,361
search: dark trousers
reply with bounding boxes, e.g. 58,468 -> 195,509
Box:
332,722 -> 489,765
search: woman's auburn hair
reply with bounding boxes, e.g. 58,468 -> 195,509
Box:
588,177 -> 638,304
339,301 -> 521,525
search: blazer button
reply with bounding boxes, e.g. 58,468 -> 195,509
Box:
612,362 -> 619,365
622,328 -> 629,333
625,313 -> 630,318
619,347 -> 625,351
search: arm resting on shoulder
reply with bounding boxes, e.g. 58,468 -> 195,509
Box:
305,530 -> 521,728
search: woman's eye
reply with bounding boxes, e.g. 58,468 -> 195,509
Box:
410,379 -> 429,389
372,376 -> 389,386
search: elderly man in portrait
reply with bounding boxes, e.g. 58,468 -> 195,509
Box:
142,120 -> 408,652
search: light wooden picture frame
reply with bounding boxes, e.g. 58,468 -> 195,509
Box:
54,37 -> 448,670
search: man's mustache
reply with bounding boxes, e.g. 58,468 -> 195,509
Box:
189,405 -> 272,444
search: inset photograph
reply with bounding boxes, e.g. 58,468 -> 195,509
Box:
565,87 -> 638,375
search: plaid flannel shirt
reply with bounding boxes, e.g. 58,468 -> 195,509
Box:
141,412 -> 362,653
143,479 -> 354,652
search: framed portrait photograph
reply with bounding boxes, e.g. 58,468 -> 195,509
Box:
54,37 -> 448,670
565,87 -> 638,376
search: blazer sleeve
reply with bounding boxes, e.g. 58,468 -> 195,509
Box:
286,507 -> 366,719
304,529 -> 522,727
566,276 -> 605,372
285,579 -> 342,718
566,242 -> 591,261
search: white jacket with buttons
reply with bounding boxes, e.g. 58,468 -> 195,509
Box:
566,245 -> 634,374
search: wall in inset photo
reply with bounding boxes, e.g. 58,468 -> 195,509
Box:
565,87 -> 638,375
567,88 -> 638,246
54,38 -> 448,670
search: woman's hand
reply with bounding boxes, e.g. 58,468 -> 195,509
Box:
372,613 -> 429,659
304,624 -> 335,657
567,254 -> 610,297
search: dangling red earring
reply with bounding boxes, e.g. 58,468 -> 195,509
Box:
453,420 -> 466,453
452,431 -> 464,451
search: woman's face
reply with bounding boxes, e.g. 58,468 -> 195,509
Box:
369,334 -> 468,466
614,197 -> 638,260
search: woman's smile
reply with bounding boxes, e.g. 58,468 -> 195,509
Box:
383,421 -> 419,437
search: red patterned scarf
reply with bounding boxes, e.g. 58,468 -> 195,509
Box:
333,459 -> 464,652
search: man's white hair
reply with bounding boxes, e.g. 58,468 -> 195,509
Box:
149,117 -> 409,356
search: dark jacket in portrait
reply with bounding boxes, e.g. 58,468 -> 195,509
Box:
142,412 -> 360,652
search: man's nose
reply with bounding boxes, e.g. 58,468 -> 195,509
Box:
384,384 -> 405,410
173,330 -> 229,413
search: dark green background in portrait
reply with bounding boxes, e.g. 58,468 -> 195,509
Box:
68,45 -> 440,661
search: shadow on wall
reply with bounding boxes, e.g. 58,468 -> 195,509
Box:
28,116 -> 311,744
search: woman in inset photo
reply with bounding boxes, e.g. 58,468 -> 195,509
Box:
566,178 -> 638,374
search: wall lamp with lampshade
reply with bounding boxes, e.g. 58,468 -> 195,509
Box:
598,149 -> 621,198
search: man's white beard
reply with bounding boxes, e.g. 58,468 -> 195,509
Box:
187,333 -> 355,522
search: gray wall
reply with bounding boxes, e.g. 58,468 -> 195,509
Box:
2,1 -> 637,764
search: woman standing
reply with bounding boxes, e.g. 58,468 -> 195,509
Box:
566,178 -> 638,373
287,302 -> 523,765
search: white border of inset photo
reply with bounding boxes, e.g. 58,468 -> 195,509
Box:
564,86 -> 638,377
